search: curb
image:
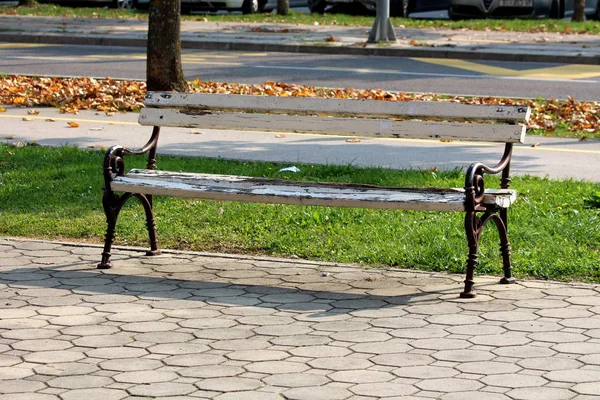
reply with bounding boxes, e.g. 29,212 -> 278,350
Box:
1,32 -> 600,65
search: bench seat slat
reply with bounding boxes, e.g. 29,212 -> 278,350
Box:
144,92 -> 531,123
139,108 -> 526,143
111,169 -> 517,212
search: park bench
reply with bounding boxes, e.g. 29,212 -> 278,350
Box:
98,91 -> 529,298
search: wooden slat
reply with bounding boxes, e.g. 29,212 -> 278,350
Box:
111,169 -> 517,212
138,108 -> 526,143
144,92 -> 531,123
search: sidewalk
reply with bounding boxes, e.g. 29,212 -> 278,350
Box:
1,15 -> 600,64
1,236 -> 600,399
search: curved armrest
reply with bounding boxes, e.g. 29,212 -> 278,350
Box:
102,126 -> 161,190
464,143 -> 513,210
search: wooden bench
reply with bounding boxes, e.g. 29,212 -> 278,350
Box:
98,91 -> 529,298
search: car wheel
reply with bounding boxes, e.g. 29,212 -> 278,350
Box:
114,0 -> 137,9
549,0 -> 564,18
447,7 -> 461,20
242,0 -> 264,13
308,0 -> 327,13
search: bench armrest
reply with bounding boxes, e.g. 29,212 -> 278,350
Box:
464,143 -> 514,211
102,127 -> 161,190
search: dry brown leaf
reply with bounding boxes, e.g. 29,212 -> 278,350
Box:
6,151 -> 13,156
190,130 -> 202,134
275,134 -> 285,138
5,135 -> 14,140
0,107 -> 6,112
67,121 -> 80,128
531,143 -> 541,148
27,109 -> 40,115
45,118 -> 56,122
11,141 -> 25,148
22,117 -> 34,121
346,138 -> 362,143
89,127 -> 104,131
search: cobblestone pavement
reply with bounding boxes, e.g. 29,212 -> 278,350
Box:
1,237 -> 600,399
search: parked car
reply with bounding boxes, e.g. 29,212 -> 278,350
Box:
37,0 -> 137,8
136,0 -> 306,14
308,0 -> 449,17
448,0 -> 599,19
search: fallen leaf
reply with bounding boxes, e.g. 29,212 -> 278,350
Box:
217,207 -> 224,216
22,117 -> 34,121
6,152 -> 13,156
27,109 -> 40,115
346,138 -> 362,143
45,118 -> 56,122
5,136 -> 14,140
325,36 -> 339,42
105,112 -> 115,116
275,134 -> 285,138
0,107 -> 6,112
11,142 -> 25,148
89,127 -> 104,131
531,143 -> 541,147
579,136 -> 589,141
440,139 -> 453,142
190,130 -> 203,134
68,122 -> 80,128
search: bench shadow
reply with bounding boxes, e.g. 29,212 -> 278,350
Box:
1,253 -> 478,317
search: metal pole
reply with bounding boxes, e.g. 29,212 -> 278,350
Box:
368,0 -> 397,43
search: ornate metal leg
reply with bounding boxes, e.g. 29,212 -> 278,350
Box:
495,209 -> 516,285
97,192 -> 130,269
135,194 -> 161,256
461,211 -> 481,298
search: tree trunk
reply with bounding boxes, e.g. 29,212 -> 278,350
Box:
277,0 -> 289,15
146,0 -> 187,92
20,0 -> 36,6
572,0 -> 586,21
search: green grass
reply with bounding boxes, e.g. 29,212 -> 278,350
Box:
0,144 -> 599,282
4,2 -> 600,34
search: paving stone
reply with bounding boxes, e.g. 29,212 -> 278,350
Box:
0,367 -> 33,380
493,345 -> 556,358
290,346 -> 351,358
269,335 -> 331,347
0,380 -> 46,393
128,382 -> 197,397
504,321 -> 564,333
553,342 -> 600,355
135,331 -> 196,344
209,338 -> 271,351
47,375 -> 114,389
227,350 -> 289,362
119,322 -> 179,333
440,392 -> 512,400
518,357 -> 582,371
33,363 -> 99,376
0,394 -> 60,400
481,373 -> 548,388
2,329 -> 59,340
163,354 -> 227,367
469,333 -> 530,347
416,377 -> 484,392
457,361 -> 521,375
245,361 -> 309,374
544,369 -> 600,383
195,377 -> 262,392
372,353 -> 435,367
507,386 -> 575,400
113,370 -> 178,384
349,382 -> 418,397
179,365 -> 245,379
253,325 -> 312,336
410,338 -> 470,351
529,332 -> 588,343
148,343 -> 209,355
393,365 -> 459,379
23,351 -> 85,364
72,333 -> 134,348
284,386 -> 354,400
99,358 -> 164,372
351,340 -> 412,355
48,315 -> 106,327
85,347 -> 148,359
372,318 -> 429,330
432,350 -> 495,363
0,355 -> 23,368
214,391 -> 285,400
328,370 -> 394,383
262,373 -> 330,388
59,388 -> 128,400
179,318 -> 237,329
12,339 -> 73,352
60,325 -> 119,336
536,308 -> 593,319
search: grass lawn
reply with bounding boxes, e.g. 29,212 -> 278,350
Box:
0,144 -> 598,283
3,2 -> 600,34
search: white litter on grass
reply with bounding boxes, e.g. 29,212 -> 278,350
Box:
279,166 -> 301,173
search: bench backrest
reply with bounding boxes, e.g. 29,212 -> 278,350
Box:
140,92 -> 529,143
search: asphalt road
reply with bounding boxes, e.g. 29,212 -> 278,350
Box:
2,42 -> 600,100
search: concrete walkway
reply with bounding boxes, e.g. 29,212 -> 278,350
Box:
1,236 -> 600,399
1,15 -> 600,64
